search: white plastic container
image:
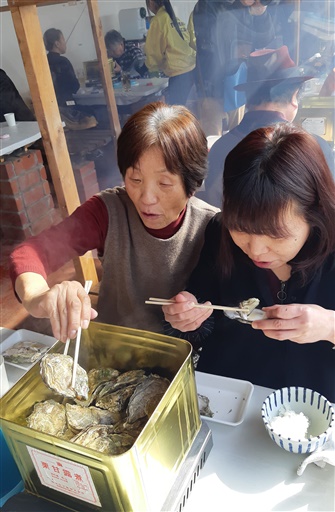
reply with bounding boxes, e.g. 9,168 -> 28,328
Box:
119,8 -> 147,41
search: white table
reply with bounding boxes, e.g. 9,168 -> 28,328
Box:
184,384 -> 334,512
73,77 -> 169,107
0,121 -> 41,157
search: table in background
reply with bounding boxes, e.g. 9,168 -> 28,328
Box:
0,121 -> 41,157
73,77 -> 169,107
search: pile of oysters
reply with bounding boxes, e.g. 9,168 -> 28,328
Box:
27,359 -> 170,456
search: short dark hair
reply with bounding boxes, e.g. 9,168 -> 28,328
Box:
220,123 -> 335,283
43,28 -> 63,52
104,30 -> 123,50
117,102 -> 208,196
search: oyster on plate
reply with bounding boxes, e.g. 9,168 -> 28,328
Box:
2,341 -> 49,364
224,297 -> 267,324
71,425 -> 136,455
40,353 -> 89,400
198,394 -> 214,418
27,399 -> 67,436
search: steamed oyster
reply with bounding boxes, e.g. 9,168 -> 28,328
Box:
65,403 -> 114,432
71,425 -> 135,455
127,374 -> 170,423
224,297 -> 267,324
95,384 -> 138,423
27,399 -> 66,436
3,341 -> 49,364
27,366 -> 171,456
40,353 -> 89,400
198,394 -> 214,418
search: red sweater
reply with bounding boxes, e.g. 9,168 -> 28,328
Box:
9,194 -> 186,286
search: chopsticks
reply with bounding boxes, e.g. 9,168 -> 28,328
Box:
62,280 -> 92,388
145,297 -> 249,313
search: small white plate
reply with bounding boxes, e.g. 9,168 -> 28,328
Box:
195,371 -> 254,426
0,329 -> 56,370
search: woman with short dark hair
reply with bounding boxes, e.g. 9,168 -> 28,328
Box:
163,123 -> 335,401
10,102 -> 218,341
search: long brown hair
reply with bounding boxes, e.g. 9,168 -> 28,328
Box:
221,123 -> 335,282
147,0 -> 184,39
117,102 -> 208,196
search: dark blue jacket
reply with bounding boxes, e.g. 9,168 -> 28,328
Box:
199,110 -> 335,208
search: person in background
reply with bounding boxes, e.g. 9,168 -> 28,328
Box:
187,0 -> 228,136
145,0 -> 196,106
162,123 -> 335,402
0,69 -> 35,122
104,29 -> 147,77
9,102 -> 219,342
199,46 -> 335,207
43,28 -> 97,130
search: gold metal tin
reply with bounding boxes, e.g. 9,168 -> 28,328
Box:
297,96 -> 334,145
0,323 -> 201,511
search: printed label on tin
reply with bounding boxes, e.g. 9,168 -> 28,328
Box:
27,446 -> 102,507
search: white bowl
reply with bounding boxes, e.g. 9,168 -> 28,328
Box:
261,387 -> 335,454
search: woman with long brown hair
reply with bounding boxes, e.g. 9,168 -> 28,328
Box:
163,123 -> 335,401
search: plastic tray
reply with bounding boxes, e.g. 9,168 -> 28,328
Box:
0,329 -> 56,371
195,371 -> 254,426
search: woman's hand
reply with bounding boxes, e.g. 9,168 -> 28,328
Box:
162,291 -> 213,332
252,304 -> 335,345
15,273 -> 98,342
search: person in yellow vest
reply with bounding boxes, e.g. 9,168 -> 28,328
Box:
145,0 -> 196,105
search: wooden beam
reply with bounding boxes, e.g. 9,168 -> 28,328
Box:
87,0 -> 121,139
10,3 -> 98,286
7,0 -> 69,6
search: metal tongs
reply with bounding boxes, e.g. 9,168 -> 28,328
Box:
63,280 -> 92,387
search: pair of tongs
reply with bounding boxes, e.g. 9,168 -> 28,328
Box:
63,280 -> 92,387
145,297 -> 249,313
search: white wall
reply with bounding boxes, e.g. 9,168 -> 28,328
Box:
0,0 -> 196,101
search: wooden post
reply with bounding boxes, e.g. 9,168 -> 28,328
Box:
9,2 -> 98,285
87,0 -> 121,139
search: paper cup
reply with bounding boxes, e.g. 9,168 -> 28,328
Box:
4,112 -> 16,127
0,355 -> 9,398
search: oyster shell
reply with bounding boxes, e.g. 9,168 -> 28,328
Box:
40,353 -> 89,400
71,425 -> 135,455
65,403 -> 114,432
95,384 -> 137,423
27,399 -> 66,436
3,341 -> 49,364
224,297 -> 267,324
198,393 -> 214,418
127,374 -> 170,423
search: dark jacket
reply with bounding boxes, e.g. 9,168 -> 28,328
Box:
174,214 -> 335,401
47,52 -> 80,107
199,111 -> 335,208
0,69 -> 35,122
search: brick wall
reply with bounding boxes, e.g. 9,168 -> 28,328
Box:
0,150 -> 58,241
72,159 -> 100,204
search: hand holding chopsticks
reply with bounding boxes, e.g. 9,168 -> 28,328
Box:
145,297 -> 249,313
